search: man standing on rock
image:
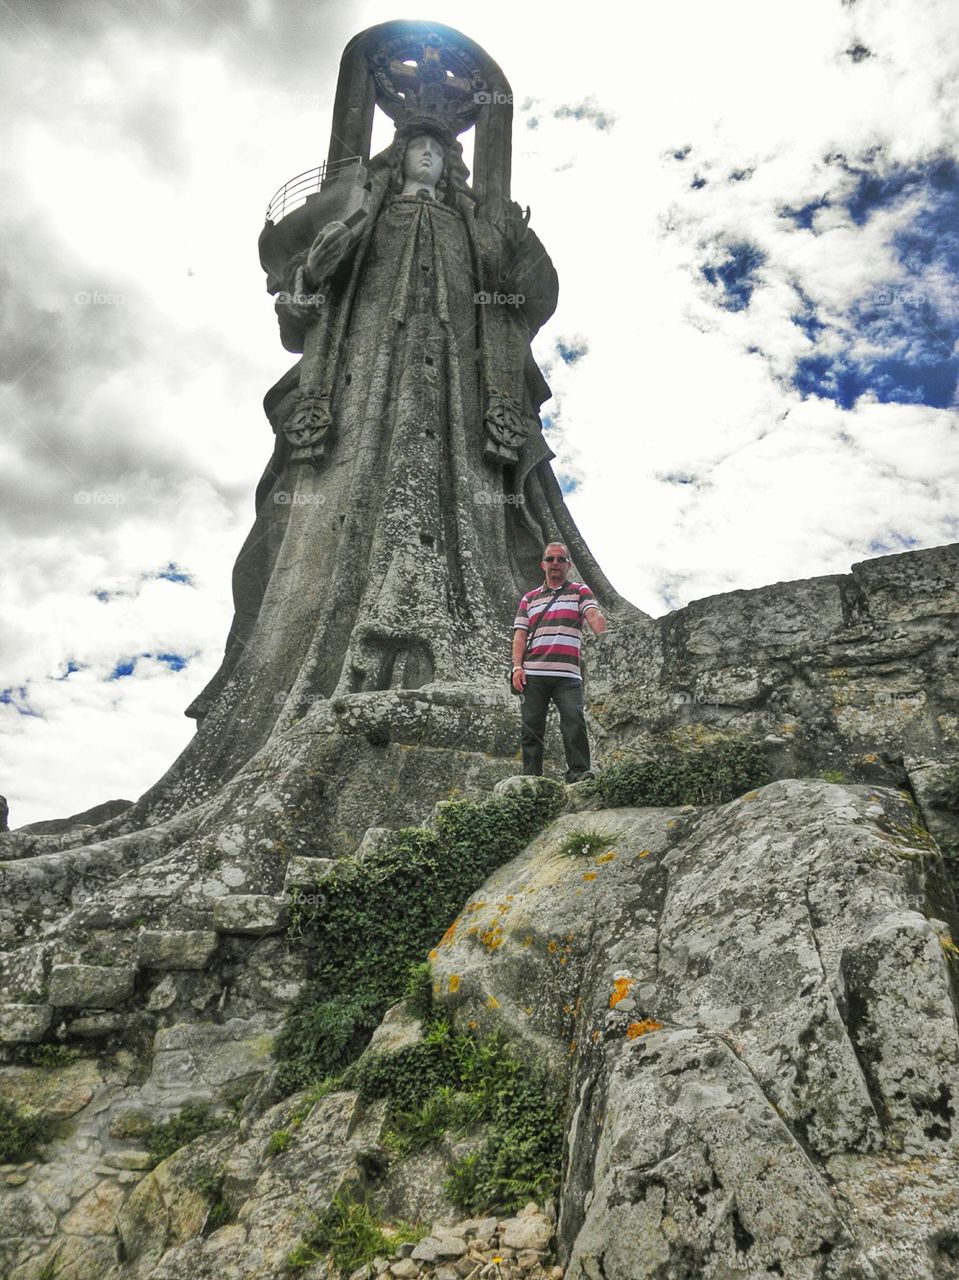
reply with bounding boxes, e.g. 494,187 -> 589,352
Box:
511,542 -> 606,783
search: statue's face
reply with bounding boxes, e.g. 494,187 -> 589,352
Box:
402,134 -> 445,187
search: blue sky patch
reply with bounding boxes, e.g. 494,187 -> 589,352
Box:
557,339 -> 588,365
154,562 -> 193,585
108,651 -> 190,680
156,652 -> 188,671
0,686 -> 40,717
867,532 -> 920,554
702,241 -> 766,311
788,155 -> 959,408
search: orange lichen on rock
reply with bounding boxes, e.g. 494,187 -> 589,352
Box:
546,940 -> 558,954
582,872 -> 597,882
486,995 -> 499,1009
480,922 -> 504,950
428,949 -> 438,961
595,851 -> 617,864
521,935 -> 533,948
438,917 -> 460,948
447,974 -> 461,993
626,1019 -> 663,1039
609,976 -> 634,1008
637,849 -> 651,858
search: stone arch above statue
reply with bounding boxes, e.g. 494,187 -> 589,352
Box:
327,20 -> 513,208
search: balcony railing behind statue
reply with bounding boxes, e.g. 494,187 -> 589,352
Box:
258,155 -> 368,294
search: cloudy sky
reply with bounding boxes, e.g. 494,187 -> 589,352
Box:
1,0 -> 957,826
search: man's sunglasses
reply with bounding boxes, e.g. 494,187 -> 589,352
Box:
544,556 -> 569,563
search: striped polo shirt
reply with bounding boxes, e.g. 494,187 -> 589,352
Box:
513,581 -> 598,680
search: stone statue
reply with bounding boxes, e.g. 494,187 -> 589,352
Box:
148,21 -> 637,812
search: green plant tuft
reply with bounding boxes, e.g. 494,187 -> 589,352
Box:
0,1097 -> 51,1163
145,1104 -> 226,1168
348,1021 -> 563,1215
583,736 -> 770,808
818,769 -> 846,784
188,1168 -> 233,1233
268,1128 -> 294,1156
285,1192 -> 421,1274
276,778 -> 564,1093
556,828 -> 616,859
403,960 -> 434,1023
21,1044 -> 80,1070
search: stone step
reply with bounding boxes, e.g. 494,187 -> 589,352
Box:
136,929 -> 217,970
48,963 -> 136,1009
0,1003 -> 53,1043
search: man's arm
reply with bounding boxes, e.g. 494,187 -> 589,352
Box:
584,605 -> 606,635
511,627 -> 528,691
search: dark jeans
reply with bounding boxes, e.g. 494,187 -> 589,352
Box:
520,675 -> 591,783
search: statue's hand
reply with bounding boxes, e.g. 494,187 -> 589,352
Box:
306,220 -> 356,286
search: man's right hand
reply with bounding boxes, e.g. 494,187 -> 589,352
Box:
511,667 -> 526,693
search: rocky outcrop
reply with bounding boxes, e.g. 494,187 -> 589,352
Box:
587,542 -> 959,844
431,779 -> 959,1278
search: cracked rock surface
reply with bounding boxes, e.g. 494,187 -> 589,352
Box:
430,779 -> 959,1279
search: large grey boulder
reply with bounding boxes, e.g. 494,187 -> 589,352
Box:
430,779 -> 959,1278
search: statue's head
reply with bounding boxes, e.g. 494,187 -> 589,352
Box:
388,121 -> 469,203
403,133 -> 445,191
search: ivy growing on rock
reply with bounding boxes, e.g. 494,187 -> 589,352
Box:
347,1019 -> 564,1215
285,1193 -> 422,1273
144,1104 -> 226,1168
275,779 -> 564,1093
582,736 -> 771,808
0,1097 -> 50,1163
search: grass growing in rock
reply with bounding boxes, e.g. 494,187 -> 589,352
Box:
20,1044 -> 80,1069
285,1192 -> 422,1273
556,828 -> 616,859
347,1019 -> 564,1215
275,779 -> 564,1093
583,735 -> 770,808
145,1104 -> 226,1168
0,1097 -> 50,1163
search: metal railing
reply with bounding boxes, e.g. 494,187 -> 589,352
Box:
264,156 -> 364,224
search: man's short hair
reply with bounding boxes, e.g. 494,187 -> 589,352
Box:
543,541 -> 569,558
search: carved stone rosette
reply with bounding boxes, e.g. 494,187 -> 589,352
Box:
484,388 -> 533,465
284,391 -> 333,464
